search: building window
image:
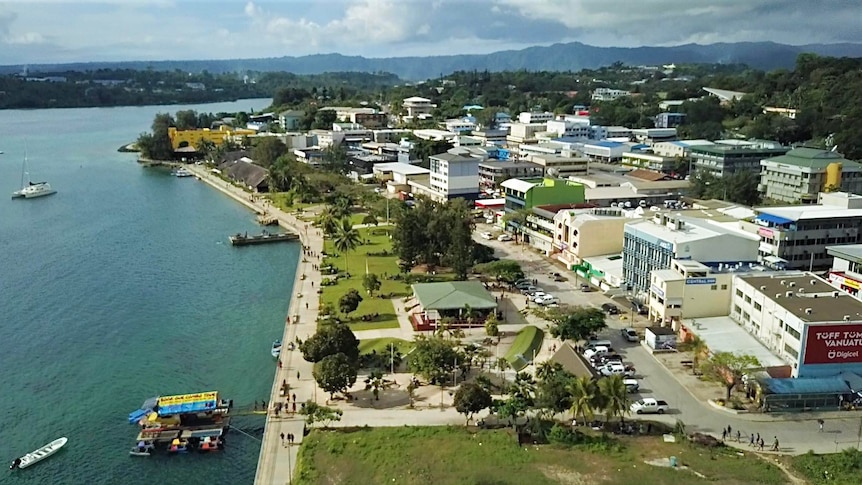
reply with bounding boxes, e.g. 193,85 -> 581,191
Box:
784,343 -> 799,359
711,285 -> 718,290
784,324 -> 801,340
736,289 -> 743,298
754,302 -> 762,311
733,304 -> 741,314
721,284 -> 728,290
744,295 -> 752,304
743,311 -> 750,321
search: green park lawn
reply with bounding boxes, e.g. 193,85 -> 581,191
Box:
358,337 -> 414,356
294,426 -> 787,485
320,227 -> 405,331
504,325 -> 545,371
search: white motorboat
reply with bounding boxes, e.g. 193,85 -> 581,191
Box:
10,437 -> 68,470
173,167 -> 194,177
129,440 -> 155,457
271,339 -> 282,358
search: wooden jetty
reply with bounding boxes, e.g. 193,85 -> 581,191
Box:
229,231 -> 299,246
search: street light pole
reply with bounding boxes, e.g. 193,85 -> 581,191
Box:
390,343 -> 394,375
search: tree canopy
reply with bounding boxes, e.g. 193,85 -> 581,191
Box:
453,382 -> 493,424
699,351 -> 761,400
299,322 -> 360,363
312,352 -> 359,399
546,306 -> 607,342
392,197 -> 476,278
407,335 -> 463,385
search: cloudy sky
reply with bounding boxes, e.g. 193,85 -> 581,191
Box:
0,0 -> 859,65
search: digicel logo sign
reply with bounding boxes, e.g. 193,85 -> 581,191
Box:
803,325 -> 862,365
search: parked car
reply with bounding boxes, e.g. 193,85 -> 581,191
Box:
601,303 -> 621,315
514,280 -> 532,289
519,285 -> 539,294
623,378 -> 640,393
630,398 -> 669,414
548,271 -> 565,281
580,284 -> 593,292
630,300 -> 648,315
599,362 -> 636,377
531,292 -> 550,301
583,346 -> 609,359
497,234 -> 513,241
524,287 -> 545,297
621,328 -> 639,342
587,339 -> 613,350
535,295 -> 559,306
480,231 -> 494,240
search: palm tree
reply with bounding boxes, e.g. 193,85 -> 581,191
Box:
567,376 -> 597,426
332,217 -> 361,273
597,375 -> 629,424
316,206 -> 339,237
535,361 -> 561,382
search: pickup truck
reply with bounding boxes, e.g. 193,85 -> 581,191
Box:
630,398 -> 669,414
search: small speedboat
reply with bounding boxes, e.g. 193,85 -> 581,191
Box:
129,441 -> 155,457
271,339 -> 282,358
10,437 -> 67,470
168,438 -> 188,454
172,167 -> 193,177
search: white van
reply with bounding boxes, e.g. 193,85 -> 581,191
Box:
587,339 -> 613,350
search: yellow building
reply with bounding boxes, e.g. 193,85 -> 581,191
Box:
647,260 -> 733,329
167,126 -> 257,151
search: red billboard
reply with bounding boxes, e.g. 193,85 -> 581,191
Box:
803,324 -> 862,365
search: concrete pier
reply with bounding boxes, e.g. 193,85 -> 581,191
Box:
185,165 -> 322,485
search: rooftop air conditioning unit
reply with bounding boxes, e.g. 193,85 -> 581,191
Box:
804,308 -> 812,315
810,279 -> 817,286
775,293 -> 782,299
844,315 -> 851,322
780,280 -> 787,286
834,292 -> 840,298
789,282 -> 796,287
760,285 -> 767,290
786,291 -> 793,297
799,288 -> 806,293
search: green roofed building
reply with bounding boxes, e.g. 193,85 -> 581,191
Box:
500,177 -> 585,213
759,147 -> 862,203
410,281 -> 497,331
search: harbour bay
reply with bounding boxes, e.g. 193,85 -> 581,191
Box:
0,98 -> 296,484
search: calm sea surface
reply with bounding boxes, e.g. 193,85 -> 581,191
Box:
0,99 -> 299,484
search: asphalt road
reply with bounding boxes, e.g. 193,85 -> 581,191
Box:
476,226 -> 862,454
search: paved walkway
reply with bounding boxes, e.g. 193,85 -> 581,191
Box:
187,165 -> 323,485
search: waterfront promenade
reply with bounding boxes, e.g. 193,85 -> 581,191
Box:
186,165 -> 322,485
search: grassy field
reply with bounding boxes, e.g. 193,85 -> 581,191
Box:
358,337 -> 414,356
294,426 -> 788,485
505,325 -> 545,371
320,227 -> 405,331
790,447 -> 862,484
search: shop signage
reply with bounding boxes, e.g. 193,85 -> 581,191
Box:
758,227 -> 774,238
829,273 -> 861,290
803,325 -> 862,365
651,285 -> 665,298
686,278 -> 716,285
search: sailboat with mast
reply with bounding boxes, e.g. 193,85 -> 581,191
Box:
12,150 -> 56,199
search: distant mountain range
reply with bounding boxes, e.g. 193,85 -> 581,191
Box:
5,41 -> 862,80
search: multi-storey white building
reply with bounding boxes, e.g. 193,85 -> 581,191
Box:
403,96 -> 435,119
518,111 -> 555,124
826,244 -> 862,300
623,212 -> 760,297
741,192 -> 862,271
730,273 -> 862,377
592,88 -> 631,101
554,207 -> 632,268
506,123 -> 547,146
426,147 -> 485,201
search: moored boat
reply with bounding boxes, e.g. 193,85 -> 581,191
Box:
172,167 -> 193,177
10,437 -> 68,470
129,441 -> 155,457
271,339 -> 282,358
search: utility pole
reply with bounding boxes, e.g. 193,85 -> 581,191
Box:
390,342 -> 394,375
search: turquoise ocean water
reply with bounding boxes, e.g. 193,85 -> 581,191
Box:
0,99 -> 298,484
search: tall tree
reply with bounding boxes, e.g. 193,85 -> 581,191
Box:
567,375 -> 598,425
332,217 -> 362,273
597,375 -> 630,423
547,306 -> 607,342
454,382 -> 492,425
700,351 -> 761,400
252,137 -> 288,168
407,335 -> 462,385
299,322 -> 360,363
313,352 -> 358,400
362,273 -> 381,297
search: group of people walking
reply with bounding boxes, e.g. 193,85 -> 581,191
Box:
722,425 -> 780,452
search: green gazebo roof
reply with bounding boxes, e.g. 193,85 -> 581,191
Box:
411,281 -> 497,311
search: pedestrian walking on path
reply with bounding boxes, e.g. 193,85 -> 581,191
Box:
280,432 -> 285,445
292,393 -> 296,402
758,438 -> 765,451
292,402 -> 297,413
736,430 -> 741,442
772,437 -> 780,451
818,419 -> 825,432
749,434 -> 755,447
722,429 -> 727,441
297,371 -> 301,380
